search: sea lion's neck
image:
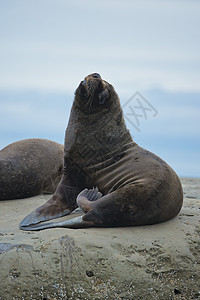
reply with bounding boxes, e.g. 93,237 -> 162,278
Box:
64,102 -> 133,163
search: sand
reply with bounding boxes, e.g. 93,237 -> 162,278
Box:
0,178 -> 199,300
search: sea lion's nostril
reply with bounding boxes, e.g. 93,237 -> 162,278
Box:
92,73 -> 101,79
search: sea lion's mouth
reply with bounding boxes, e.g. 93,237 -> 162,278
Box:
76,73 -> 110,113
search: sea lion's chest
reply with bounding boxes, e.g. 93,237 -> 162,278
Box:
65,111 -> 167,194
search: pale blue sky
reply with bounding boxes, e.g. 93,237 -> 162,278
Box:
0,0 -> 200,177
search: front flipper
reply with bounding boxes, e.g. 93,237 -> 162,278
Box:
20,185 -> 80,229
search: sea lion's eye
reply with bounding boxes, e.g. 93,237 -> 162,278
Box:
92,73 -> 101,79
81,79 -> 87,86
98,90 -> 109,105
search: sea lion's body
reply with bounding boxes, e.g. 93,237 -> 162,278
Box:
77,143 -> 182,226
20,74 -> 183,230
0,139 -> 64,200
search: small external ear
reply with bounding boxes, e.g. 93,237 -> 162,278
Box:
98,90 -> 109,105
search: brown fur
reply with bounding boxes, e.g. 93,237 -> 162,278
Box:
0,139 -> 64,200
20,74 -> 183,230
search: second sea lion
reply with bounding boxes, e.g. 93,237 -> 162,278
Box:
0,139 -> 64,200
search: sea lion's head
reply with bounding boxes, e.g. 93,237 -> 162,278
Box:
74,73 -> 118,114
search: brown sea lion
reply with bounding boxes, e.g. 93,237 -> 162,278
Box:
0,139 -> 64,200
20,73 -> 183,230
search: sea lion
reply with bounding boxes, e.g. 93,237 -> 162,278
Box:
20,73 -> 183,230
0,139 -> 64,200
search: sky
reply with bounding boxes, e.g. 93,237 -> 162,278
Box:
0,0 -> 200,177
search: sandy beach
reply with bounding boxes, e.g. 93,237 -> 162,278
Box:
0,178 -> 199,299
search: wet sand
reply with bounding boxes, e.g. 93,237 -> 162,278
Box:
0,178 -> 200,299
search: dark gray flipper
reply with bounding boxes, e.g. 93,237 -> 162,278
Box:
20,216 -> 94,231
19,204 -> 73,228
20,187 -> 102,231
20,185 -> 79,228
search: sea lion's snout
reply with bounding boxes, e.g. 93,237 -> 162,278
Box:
76,73 -> 111,113
83,73 -> 101,82
80,73 -> 101,88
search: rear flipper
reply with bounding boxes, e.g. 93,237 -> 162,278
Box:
76,187 -> 102,213
20,216 -> 95,231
